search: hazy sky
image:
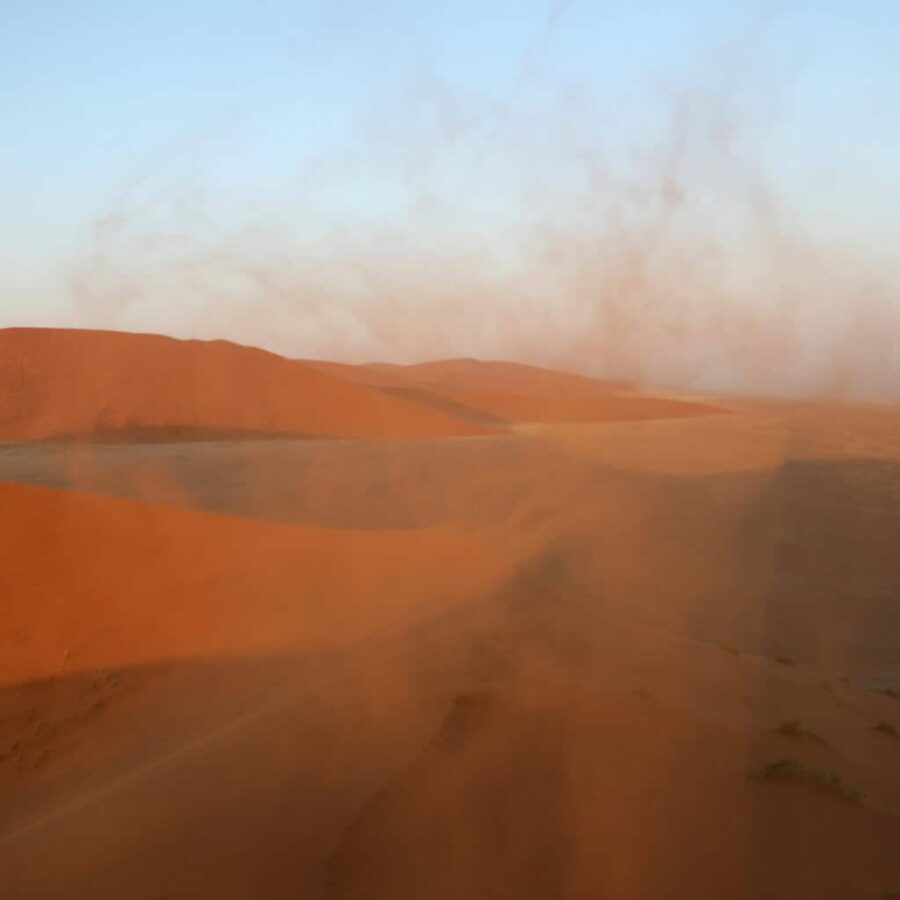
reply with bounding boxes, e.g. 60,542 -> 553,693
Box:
2,1 -> 898,395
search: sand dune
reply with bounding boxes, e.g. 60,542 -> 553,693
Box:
414,382 -> 723,424
309,357 -> 723,424
0,334 -> 898,898
3,405 -> 896,674
0,480 -> 519,685
1,545 -> 899,898
0,329 -> 491,441
373,358 -> 634,396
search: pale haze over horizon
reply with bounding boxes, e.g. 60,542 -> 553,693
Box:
2,1 -> 898,398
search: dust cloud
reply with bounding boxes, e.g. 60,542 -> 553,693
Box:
67,3 -> 899,402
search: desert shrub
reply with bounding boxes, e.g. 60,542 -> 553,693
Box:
718,641 -> 740,657
749,757 -> 864,803
775,719 -> 828,746
873,720 -> 898,738
775,654 -> 796,666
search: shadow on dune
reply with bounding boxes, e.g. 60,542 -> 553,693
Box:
0,434 -> 552,529
34,426 -> 327,444
376,386 -> 508,427
686,458 -> 900,672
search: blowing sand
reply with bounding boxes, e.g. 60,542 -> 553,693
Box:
0,337 -> 898,898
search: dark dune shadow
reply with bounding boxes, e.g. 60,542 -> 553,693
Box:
376,386 -> 508,427
678,458 -> 900,672
33,426 -> 325,444
0,434 -> 574,529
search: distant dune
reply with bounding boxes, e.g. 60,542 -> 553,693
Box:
0,329 -> 491,442
309,357 -> 723,424
0,330 -> 722,442
309,358 -> 632,395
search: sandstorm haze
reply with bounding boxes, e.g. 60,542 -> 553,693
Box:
2,0 -> 899,394
3,6 -> 900,897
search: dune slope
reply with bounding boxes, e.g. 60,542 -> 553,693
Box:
0,329 -> 490,441
310,357 -> 723,424
1,339 -> 898,899
0,480 -> 518,685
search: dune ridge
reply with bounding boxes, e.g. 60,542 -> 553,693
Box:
309,357 -> 724,424
0,329 -> 491,442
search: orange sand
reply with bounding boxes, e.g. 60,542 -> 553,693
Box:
0,333 -> 898,898
310,357 -> 723,423
0,329 -> 491,441
0,480 -> 518,685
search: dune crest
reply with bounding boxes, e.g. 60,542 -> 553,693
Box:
0,329 -> 491,441
310,357 -> 724,424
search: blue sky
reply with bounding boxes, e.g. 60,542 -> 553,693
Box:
1,1 -> 898,392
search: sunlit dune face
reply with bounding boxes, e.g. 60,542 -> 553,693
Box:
0,329 -> 491,442
0,330 -> 726,446
0,480 -> 522,685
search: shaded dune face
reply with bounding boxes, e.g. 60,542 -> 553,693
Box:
1,337 -> 899,898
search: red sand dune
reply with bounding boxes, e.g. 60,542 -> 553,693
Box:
305,360 -> 416,389
414,382 -> 722,424
0,329 -> 490,441
0,480 -> 520,685
309,357 -> 723,424
398,358 -> 634,396
2,467 -> 900,898
1,333 -> 898,898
